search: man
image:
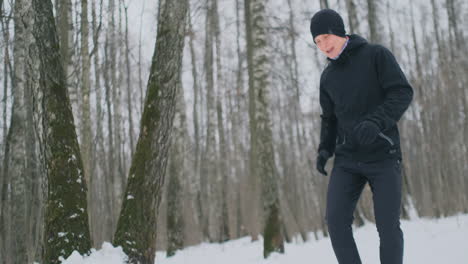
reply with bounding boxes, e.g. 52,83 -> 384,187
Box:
310,9 -> 413,264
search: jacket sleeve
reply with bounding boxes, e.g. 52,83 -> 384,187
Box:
364,46 -> 414,131
318,87 -> 337,156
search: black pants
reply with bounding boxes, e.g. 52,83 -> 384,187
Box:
326,157 -> 404,264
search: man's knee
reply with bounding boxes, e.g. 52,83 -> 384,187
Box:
376,220 -> 403,242
326,209 -> 354,232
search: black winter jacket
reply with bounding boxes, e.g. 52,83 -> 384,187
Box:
318,34 -> 413,162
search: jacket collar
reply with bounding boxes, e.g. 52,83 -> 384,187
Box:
327,34 -> 368,65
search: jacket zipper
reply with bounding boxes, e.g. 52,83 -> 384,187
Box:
378,132 -> 395,146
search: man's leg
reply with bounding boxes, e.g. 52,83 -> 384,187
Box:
366,158 -> 404,264
326,160 -> 367,264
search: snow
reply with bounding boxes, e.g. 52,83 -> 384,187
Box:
61,214 -> 468,264
59,243 -> 127,264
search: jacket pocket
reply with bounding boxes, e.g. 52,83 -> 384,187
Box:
378,132 -> 395,146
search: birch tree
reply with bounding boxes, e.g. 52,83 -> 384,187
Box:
1,0 -> 33,262
245,0 -> 284,257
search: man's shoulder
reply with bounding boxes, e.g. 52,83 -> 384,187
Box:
365,43 -> 394,57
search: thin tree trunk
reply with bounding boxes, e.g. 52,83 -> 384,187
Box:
109,0 -> 124,210
201,0 -> 218,241
123,4 -> 135,156
137,0 -> 146,111
345,0 -> 359,34
107,1 -> 119,224
319,0 -> 329,9
103,35 -> 116,237
244,0 -> 261,242
187,3 -> 205,243
233,0 -> 247,239
213,0 -> 230,243
113,0 -> 188,262
57,0 -> 76,104
166,84 -> 188,257
0,7 -> 13,263
430,0 -> 443,62
91,0 -> 111,246
117,0 -> 126,185
367,0 -> 383,43
80,0 -> 94,250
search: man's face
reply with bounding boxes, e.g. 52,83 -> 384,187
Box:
314,34 -> 347,58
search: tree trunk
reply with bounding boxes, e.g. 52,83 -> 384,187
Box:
367,0 -> 383,44
319,0 -> 329,9
213,0 -> 230,243
57,0 -> 76,105
90,0 -> 110,246
109,0 -> 124,216
166,83 -> 188,257
245,0 -> 284,258
233,0 -> 247,239
200,0 -> 219,242
112,0 -> 188,262
244,0 -> 261,242
103,28 -> 118,235
345,0 -> 359,34
187,2 -> 205,243
31,0 -> 92,262
2,1 -> 33,262
0,6 -> 13,263
80,0 -> 95,249
124,5 -> 135,157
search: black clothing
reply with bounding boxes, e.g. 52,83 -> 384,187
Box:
354,120 -> 380,145
310,9 -> 346,41
318,34 -> 413,162
316,150 -> 330,176
326,157 -> 404,264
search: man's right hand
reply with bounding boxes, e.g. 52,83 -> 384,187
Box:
316,150 -> 331,176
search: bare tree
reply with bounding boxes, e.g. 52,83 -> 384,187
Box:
112,0 -> 188,262
200,0 -> 219,242
123,3 -> 135,156
80,0 -> 95,249
212,0 -> 230,243
31,0 -> 92,262
90,0 -> 112,246
1,0 -> 33,262
345,0 -> 359,34
245,0 -> 284,257
366,0 -> 384,43
166,83 -> 188,257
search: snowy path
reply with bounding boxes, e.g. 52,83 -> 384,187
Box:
63,214 -> 468,264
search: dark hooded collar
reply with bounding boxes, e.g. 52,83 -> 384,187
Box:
327,34 -> 368,65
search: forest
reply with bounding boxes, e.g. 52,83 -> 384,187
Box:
0,0 -> 466,263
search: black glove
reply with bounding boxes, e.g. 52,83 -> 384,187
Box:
316,150 -> 331,176
353,120 -> 380,146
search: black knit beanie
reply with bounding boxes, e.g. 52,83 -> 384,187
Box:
310,9 -> 346,42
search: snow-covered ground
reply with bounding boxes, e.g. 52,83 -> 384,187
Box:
62,214 -> 468,264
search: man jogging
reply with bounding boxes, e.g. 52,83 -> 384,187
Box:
311,9 -> 413,264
